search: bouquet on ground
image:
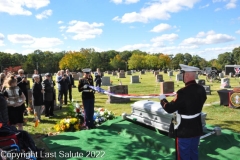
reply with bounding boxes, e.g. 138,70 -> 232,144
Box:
94,108 -> 115,125
54,117 -> 80,132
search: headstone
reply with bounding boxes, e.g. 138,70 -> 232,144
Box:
196,79 -> 206,85
140,71 -> 145,75
78,72 -> 83,78
219,73 -> 224,78
72,74 -> 79,80
156,74 -> 164,82
163,70 -> 167,73
203,85 -> 211,95
154,71 -> 159,77
102,76 -> 111,86
131,76 -> 140,83
112,72 -> 117,76
107,85 -> 130,103
220,78 -> 231,88
27,74 -> 33,78
168,71 -> 173,77
127,71 -> 132,75
118,71 -> 126,78
107,71 -> 112,75
28,89 -> 33,108
160,81 -> 174,94
176,74 -> 183,81
229,72 -> 233,77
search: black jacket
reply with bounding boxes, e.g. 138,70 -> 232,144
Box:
42,79 -> 54,101
78,77 -> 95,100
0,93 -> 8,124
17,76 -> 28,92
32,82 -> 43,106
57,76 -> 70,91
161,80 -> 207,138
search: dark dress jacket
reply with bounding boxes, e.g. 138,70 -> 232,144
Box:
57,76 -> 70,91
32,82 -> 43,106
42,79 -> 54,101
78,77 -> 95,100
160,80 -> 207,138
0,92 -> 8,124
17,76 -> 28,92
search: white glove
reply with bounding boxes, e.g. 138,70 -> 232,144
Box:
83,85 -> 88,89
159,94 -> 166,100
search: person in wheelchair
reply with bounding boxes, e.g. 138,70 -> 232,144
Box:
0,91 -> 45,160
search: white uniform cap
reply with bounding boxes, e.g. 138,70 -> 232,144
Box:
179,64 -> 200,72
82,68 -> 91,73
33,74 -> 39,78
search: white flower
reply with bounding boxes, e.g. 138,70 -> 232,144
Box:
100,111 -> 104,116
65,119 -> 70,124
95,119 -> 99,123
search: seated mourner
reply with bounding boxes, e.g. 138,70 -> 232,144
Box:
0,92 -> 44,160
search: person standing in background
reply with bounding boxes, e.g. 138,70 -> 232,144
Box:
32,69 -> 42,84
16,69 -> 28,116
94,68 -> 102,87
66,69 -> 74,102
57,71 -> 70,107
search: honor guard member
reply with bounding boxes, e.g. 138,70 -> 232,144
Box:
159,64 -> 207,160
78,68 -> 95,129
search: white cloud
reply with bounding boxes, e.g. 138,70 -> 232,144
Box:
181,31 -> 235,45
150,23 -> 172,33
113,0 -> 200,23
59,26 -> 66,32
236,30 -> 240,34
214,8 -> 221,11
111,0 -> 139,4
66,21 -> 104,41
146,45 -> 199,54
0,33 -> 4,46
61,34 -> 67,39
0,0 -> 50,16
111,0 -> 122,4
22,37 -> 63,48
36,9 -> 52,19
8,34 -> 35,44
226,0 -> 237,9
151,34 -> 179,43
58,21 -> 64,24
200,4 -> 209,9
125,0 -> 140,4
118,43 -> 151,51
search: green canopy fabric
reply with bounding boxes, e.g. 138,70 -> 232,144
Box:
43,117 -> 240,160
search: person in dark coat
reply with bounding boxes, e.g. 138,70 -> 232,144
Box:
32,69 -> 42,84
42,73 -> 55,118
159,64 -> 207,160
57,73 -> 70,106
94,72 -> 102,87
32,75 -> 44,122
66,69 -> 74,102
78,68 -> 95,129
16,69 -> 28,116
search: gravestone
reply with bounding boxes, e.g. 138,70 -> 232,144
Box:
28,89 -> 33,108
131,70 -> 136,74
107,85 -> 130,103
112,72 -> 117,76
160,81 -> 174,94
102,76 -> 111,86
27,74 -> 33,78
154,71 -> 159,77
176,74 -> 183,81
140,71 -> 145,75
168,71 -> 173,77
118,70 -> 126,78
107,71 -> 112,75
219,73 -> 224,78
156,74 -> 164,82
203,85 -> 211,95
127,71 -> 132,75
195,74 -> 199,79
78,72 -> 83,79
229,72 -> 233,77
196,79 -> 206,85
220,78 -> 231,88
72,74 -> 79,80
131,76 -> 140,83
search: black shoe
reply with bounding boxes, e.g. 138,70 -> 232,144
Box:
59,106 -> 62,110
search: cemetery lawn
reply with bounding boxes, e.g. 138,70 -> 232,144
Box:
25,72 -> 240,157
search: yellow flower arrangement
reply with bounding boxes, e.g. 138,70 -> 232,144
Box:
54,117 -> 80,132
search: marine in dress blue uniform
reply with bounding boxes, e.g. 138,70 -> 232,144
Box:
159,64 -> 207,160
78,68 -> 95,129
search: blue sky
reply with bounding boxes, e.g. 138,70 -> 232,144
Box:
0,0 -> 240,60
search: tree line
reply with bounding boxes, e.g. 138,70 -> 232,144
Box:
0,46 -> 240,74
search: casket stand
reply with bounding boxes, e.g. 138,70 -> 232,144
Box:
123,100 -> 207,133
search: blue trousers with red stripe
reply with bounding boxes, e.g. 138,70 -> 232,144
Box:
176,137 -> 200,160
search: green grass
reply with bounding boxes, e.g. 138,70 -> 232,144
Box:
24,71 -> 240,158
